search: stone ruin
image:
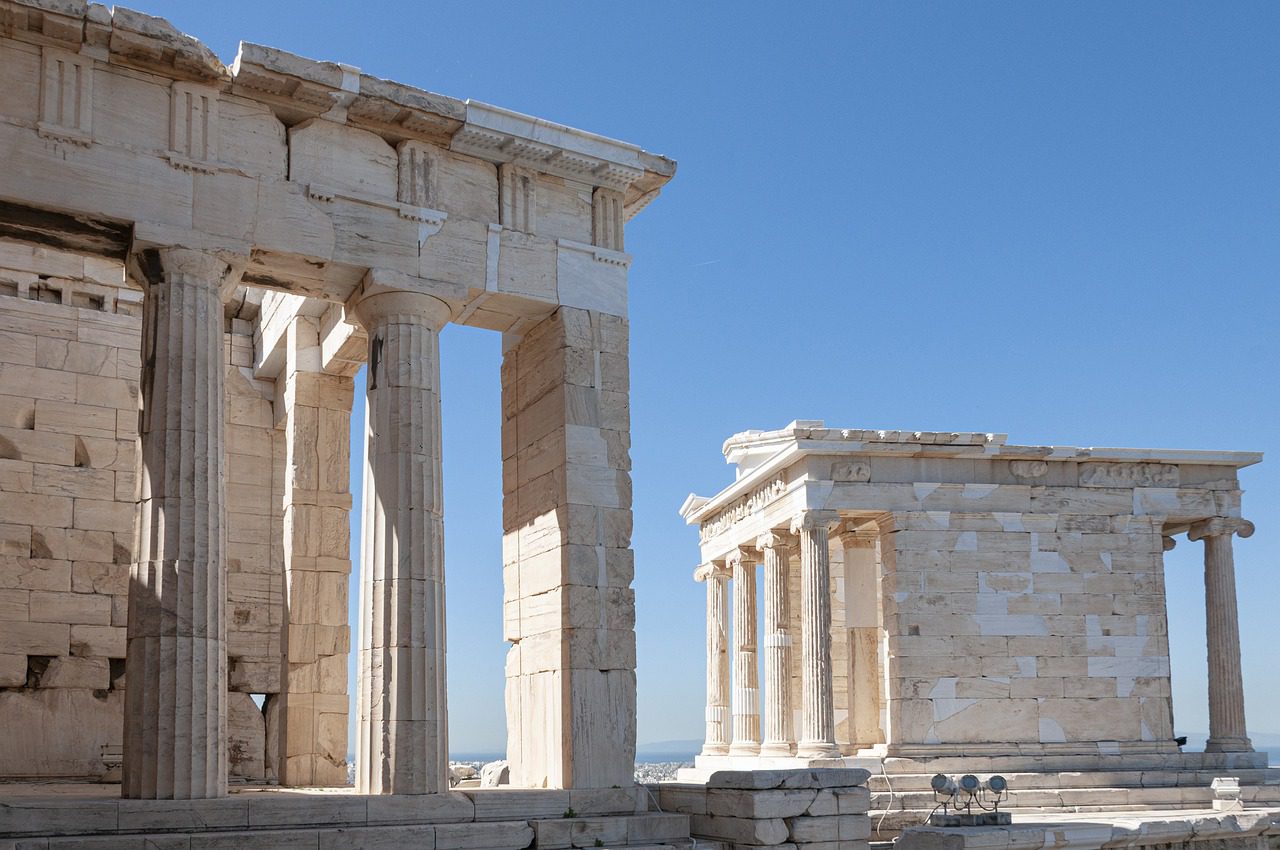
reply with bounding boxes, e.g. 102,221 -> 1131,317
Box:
0,2 -> 1277,848
0,0 -> 670,798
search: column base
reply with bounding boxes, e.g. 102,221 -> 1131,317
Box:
700,743 -> 730,757
1205,736 -> 1253,753
728,741 -> 762,757
759,742 -> 796,757
796,741 -> 841,759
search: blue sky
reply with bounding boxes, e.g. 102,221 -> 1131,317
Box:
155,1 -> 1278,754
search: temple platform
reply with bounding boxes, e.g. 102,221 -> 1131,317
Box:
896,808 -> 1280,850
0,783 -> 694,849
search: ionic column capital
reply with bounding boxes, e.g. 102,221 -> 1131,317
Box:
1189,517 -> 1255,542
790,510 -> 840,536
694,562 -> 730,582
755,531 -> 790,554
725,545 -> 757,570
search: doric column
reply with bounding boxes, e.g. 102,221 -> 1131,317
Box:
351,288 -> 452,794
124,248 -> 237,799
839,526 -> 883,749
757,532 -> 794,756
728,548 -> 760,755
695,562 -> 731,756
1189,517 -> 1255,754
792,510 -> 841,758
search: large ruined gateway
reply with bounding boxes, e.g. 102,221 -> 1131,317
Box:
0,0 -> 671,798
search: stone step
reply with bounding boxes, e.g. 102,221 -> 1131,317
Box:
879,752 -> 1269,775
865,767 -> 1280,792
863,802 -> 1257,841
10,819 -> 536,849
531,812 -> 691,849
871,784 -> 1214,811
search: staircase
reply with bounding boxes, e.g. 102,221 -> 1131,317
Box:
863,760 -> 1280,840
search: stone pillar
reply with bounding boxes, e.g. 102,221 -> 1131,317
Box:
501,307 -> 636,789
757,532 -> 794,756
792,510 -> 841,758
728,548 -> 760,755
124,248 -> 236,800
1189,517 -> 1255,754
279,317 -> 354,786
839,527 -> 883,748
695,562 -> 730,756
351,289 -> 451,795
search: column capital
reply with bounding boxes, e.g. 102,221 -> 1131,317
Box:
150,246 -> 244,298
836,524 -> 878,548
725,546 -> 757,570
791,510 -> 840,535
755,531 -> 790,554
1162,536 -> 1177,552
1189,517 -> 1255,542
694,562 -> 730,582
349,287 -> 451,330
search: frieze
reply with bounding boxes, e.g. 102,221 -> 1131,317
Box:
698,473 -> 788,542
1079,461 -> 1179,488
832,461 -> 871,482
1010,460 -> 1048,480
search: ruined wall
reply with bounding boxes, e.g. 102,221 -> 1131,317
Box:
0,243 -> 287,779
0,243 -> 138,778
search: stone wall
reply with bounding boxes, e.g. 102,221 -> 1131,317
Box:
0,243 -> 289,780
660,768 -> 872,850
502,306 -> 636,789
879,501 -> 1176,753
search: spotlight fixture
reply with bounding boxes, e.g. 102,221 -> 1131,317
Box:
928,773 -> 1012,827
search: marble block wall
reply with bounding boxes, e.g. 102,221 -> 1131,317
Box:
502,306 -> 636,789
0,243 -> 291,780
880,503 -> 1175,753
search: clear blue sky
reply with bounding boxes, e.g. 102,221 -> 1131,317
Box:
156,1 -> 1278,754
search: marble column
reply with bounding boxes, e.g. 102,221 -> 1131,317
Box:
728,548 -> 760,755
757,532 -> 794,756
124,248 -> 235,800
351,289 -> 452,794
839,527 -> 882,748
1189,517 -> 1255,754
695,562 -> 731,756
792,510 -> 841,758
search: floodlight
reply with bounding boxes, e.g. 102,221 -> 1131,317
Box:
986,775 -> 1007,793
959,774 -> 980,794
931,773 -> 957,795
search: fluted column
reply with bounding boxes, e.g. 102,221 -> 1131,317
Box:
757,532 -> 794,756
792,510 -> 841,758
695,562 -> 731,756
351,288 -> 452,794
124,248 -> 236,799
728,548 -> 760,755
1189,517 -> 1255,754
